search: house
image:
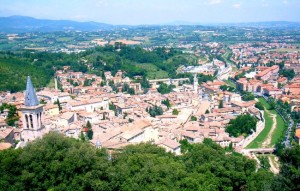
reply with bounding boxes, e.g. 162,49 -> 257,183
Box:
295,128 -> 300,145
157,138 -> 181,155
0,142 -> 12,150
231,101 -> 256,112
64,121 -> 82,139
66,98 -> 109,112
255,65 -> 279,81
278,77 -> 288,85
181,130 -> 203,143
283,84 -> 300,95
56,112 -> 77,128
77,111 -> 101,124
44,104 -> 59,116
263,87 -> 282,98
0,128 -> 14,144
0,118 -> 7,128
119,129 -> 145,143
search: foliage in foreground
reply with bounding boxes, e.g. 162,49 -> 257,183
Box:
3,132 -> 299,191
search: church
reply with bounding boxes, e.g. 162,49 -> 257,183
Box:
21,76 -> 47,142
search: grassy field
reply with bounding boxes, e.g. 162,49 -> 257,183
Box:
270,113 -> 286,147
224,80 -> 236,88
258,97 -> 270,109
247,109 -> 273,148
135,63 -> 169,79
247,97 -> 288,148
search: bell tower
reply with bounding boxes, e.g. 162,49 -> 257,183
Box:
21,76 -> 45,141
193,73 -> 198,94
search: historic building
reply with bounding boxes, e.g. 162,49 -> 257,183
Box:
21,76 -> 46,142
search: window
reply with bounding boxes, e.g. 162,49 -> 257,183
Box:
30,115 -> 33,128
25,114 -> 29,128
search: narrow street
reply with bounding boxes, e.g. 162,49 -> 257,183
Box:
269,156 -> 280,174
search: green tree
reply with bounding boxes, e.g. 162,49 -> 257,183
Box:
255,102 -> 264,110
157,83 -> 174,94
0,133 -> 277,191
162,99 -> 171,108
258,156 -> 271,170
147,105 -> 163,117
0,103 -> 19,126
269,98 -> 276,110
273,145 -> 300,191
86,121 -> 93,140
0,132 -> 110,190
241,91 -> 255,101
172,109 -> 179,115
279,68 -> 295,80
83,78 -> 91,86
190,116 -> 197,121
54,99 -> 62,111
100,81 -> 106,87
127,87 -> 135,95
226,114 -> 258,137
40,99 -> 47,104
219,100 -> 224,108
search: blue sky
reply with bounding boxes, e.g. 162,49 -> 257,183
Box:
0,0 -> 299,25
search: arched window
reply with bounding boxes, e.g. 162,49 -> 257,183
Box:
37,113 -> 39,128
25,114 -> 29,128
40,112 -> 42,125
30,115 -> 33,128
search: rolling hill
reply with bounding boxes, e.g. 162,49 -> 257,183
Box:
0,15 -> 113,32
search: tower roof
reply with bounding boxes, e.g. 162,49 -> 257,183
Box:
24,76 -> 39,107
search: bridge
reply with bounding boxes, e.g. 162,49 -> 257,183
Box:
243,148 -> 275,154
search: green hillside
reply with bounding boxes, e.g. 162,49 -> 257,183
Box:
0,56 -> 53,92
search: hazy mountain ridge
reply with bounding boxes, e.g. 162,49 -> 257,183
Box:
1,16 -> 300,32
0,15 -> 113,32
205,21 -> 300,28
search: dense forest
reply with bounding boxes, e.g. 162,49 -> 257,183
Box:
0,45 -> 198,92
0,54 -> 53,92
1,132 -> 299,191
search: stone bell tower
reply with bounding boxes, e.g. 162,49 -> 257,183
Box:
21,76 -> 45,142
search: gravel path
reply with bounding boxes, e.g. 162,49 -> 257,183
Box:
262,111 -> 277,148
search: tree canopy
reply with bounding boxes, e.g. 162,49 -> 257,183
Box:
0,133 -> 277,191
279,68 -> 295,80
157,83 -> 175,94
147,105 -> 163,117
226,114 -> 258,137
0,103 -> 19,126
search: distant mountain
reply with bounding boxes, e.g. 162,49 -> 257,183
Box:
162,20 -> 202,26
0,15 -> 113,32
206,21 -> 300,28
163,20 -> 300,28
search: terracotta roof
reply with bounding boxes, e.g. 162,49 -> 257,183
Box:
158,138 -> 180,149
0,143 -> 12,150
295,129 -> 300,139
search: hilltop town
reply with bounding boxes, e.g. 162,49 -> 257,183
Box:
1,1 -> 300,188
1,36 -> 299,163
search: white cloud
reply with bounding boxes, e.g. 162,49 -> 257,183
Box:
206,0 -> 222,5
232,3 -> 241,8
283,0 -> 288,4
